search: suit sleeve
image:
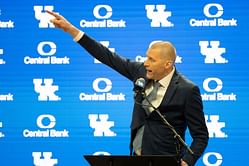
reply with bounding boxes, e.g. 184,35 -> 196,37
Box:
182,85 -> 209,166
77,33 -> 144,81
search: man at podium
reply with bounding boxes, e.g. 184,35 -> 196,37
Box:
47,11 -> 209,166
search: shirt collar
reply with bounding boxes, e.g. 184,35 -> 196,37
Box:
158,66 -> 175,88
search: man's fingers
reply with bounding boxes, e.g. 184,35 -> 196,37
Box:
46,11 -> 70,32
50,19 -> 59,25
46,10 -> 61,19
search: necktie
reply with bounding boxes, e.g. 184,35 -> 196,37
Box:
142,81 -> 160,114
133,81 -> 161,155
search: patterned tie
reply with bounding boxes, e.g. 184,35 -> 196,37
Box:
142,81 -> 160,114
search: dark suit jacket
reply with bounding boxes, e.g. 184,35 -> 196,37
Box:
78,34 -> 209,166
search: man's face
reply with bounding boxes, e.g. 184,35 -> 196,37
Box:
144,48 -> 168,80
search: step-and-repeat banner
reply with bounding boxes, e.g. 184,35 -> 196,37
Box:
1,0 -> 249,165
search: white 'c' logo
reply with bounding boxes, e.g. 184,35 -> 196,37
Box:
93,78 -> 112,92
203,3 -> 223,18
203,77 -> 223,92
93,5 -> 112,19
37,114 -> 56,129
37,41 -> 56,56
203,152 -> 223,166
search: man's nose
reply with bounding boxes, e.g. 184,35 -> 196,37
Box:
144,59 -> 149,67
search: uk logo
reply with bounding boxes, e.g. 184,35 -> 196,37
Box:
32,152 -> 58,166
145,5 -> 174,27
34,6 -> 59,28
205,115 -> 227,138
33,78 -> 61,101
88,114 -> 116,137
199,41 -> 228,64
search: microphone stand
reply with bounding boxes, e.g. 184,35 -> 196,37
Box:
138,92 -> 194,161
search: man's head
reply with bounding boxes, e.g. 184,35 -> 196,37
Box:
144,41 -> 176,80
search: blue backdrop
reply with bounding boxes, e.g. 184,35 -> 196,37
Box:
0,0 -> 249,165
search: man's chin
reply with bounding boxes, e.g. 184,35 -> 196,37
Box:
146,74 -> 153,79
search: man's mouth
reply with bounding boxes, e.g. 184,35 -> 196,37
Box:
147,69 -> 152,73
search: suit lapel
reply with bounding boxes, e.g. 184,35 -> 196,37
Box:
161,71 -> 180,106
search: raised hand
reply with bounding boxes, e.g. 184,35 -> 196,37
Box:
46,10 -> 80,38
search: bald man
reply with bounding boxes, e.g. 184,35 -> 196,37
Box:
47,11 -> 208,166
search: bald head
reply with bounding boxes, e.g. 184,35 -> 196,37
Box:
149,41 -> 176,63
145,41 -> 176,80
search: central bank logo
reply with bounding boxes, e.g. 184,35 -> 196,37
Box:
79,78 -> 126,101
23,114 -> 69,138
201,77 -> 237,101
0,10 -> 15,28
136,54 -> 182,64
205,115 -> 227,138
0,121 -> 5,138
89,114 -> 116,137
189,3 -> 237,27
199,41 -> 228,64
33,78 -> 61,101
24,41 -> 70,65
145,5 -> 174,27
33,152 -> 58,166
0,86 -> 14,101
80,5 -> 126,28
34,5 -> 59,28
0,48 -> 6,64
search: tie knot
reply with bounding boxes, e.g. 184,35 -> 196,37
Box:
153,81 -> 160,89
141,80 -> 160,114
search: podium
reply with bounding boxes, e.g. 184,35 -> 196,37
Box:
84,155 -> 179,166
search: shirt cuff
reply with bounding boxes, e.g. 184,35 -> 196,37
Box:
73,31 -> 84,42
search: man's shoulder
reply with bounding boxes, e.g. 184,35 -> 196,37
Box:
175,71 -> 198,88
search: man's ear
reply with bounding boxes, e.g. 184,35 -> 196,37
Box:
164,61 -> 171,69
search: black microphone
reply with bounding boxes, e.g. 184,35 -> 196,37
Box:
133,78 -> 146,98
